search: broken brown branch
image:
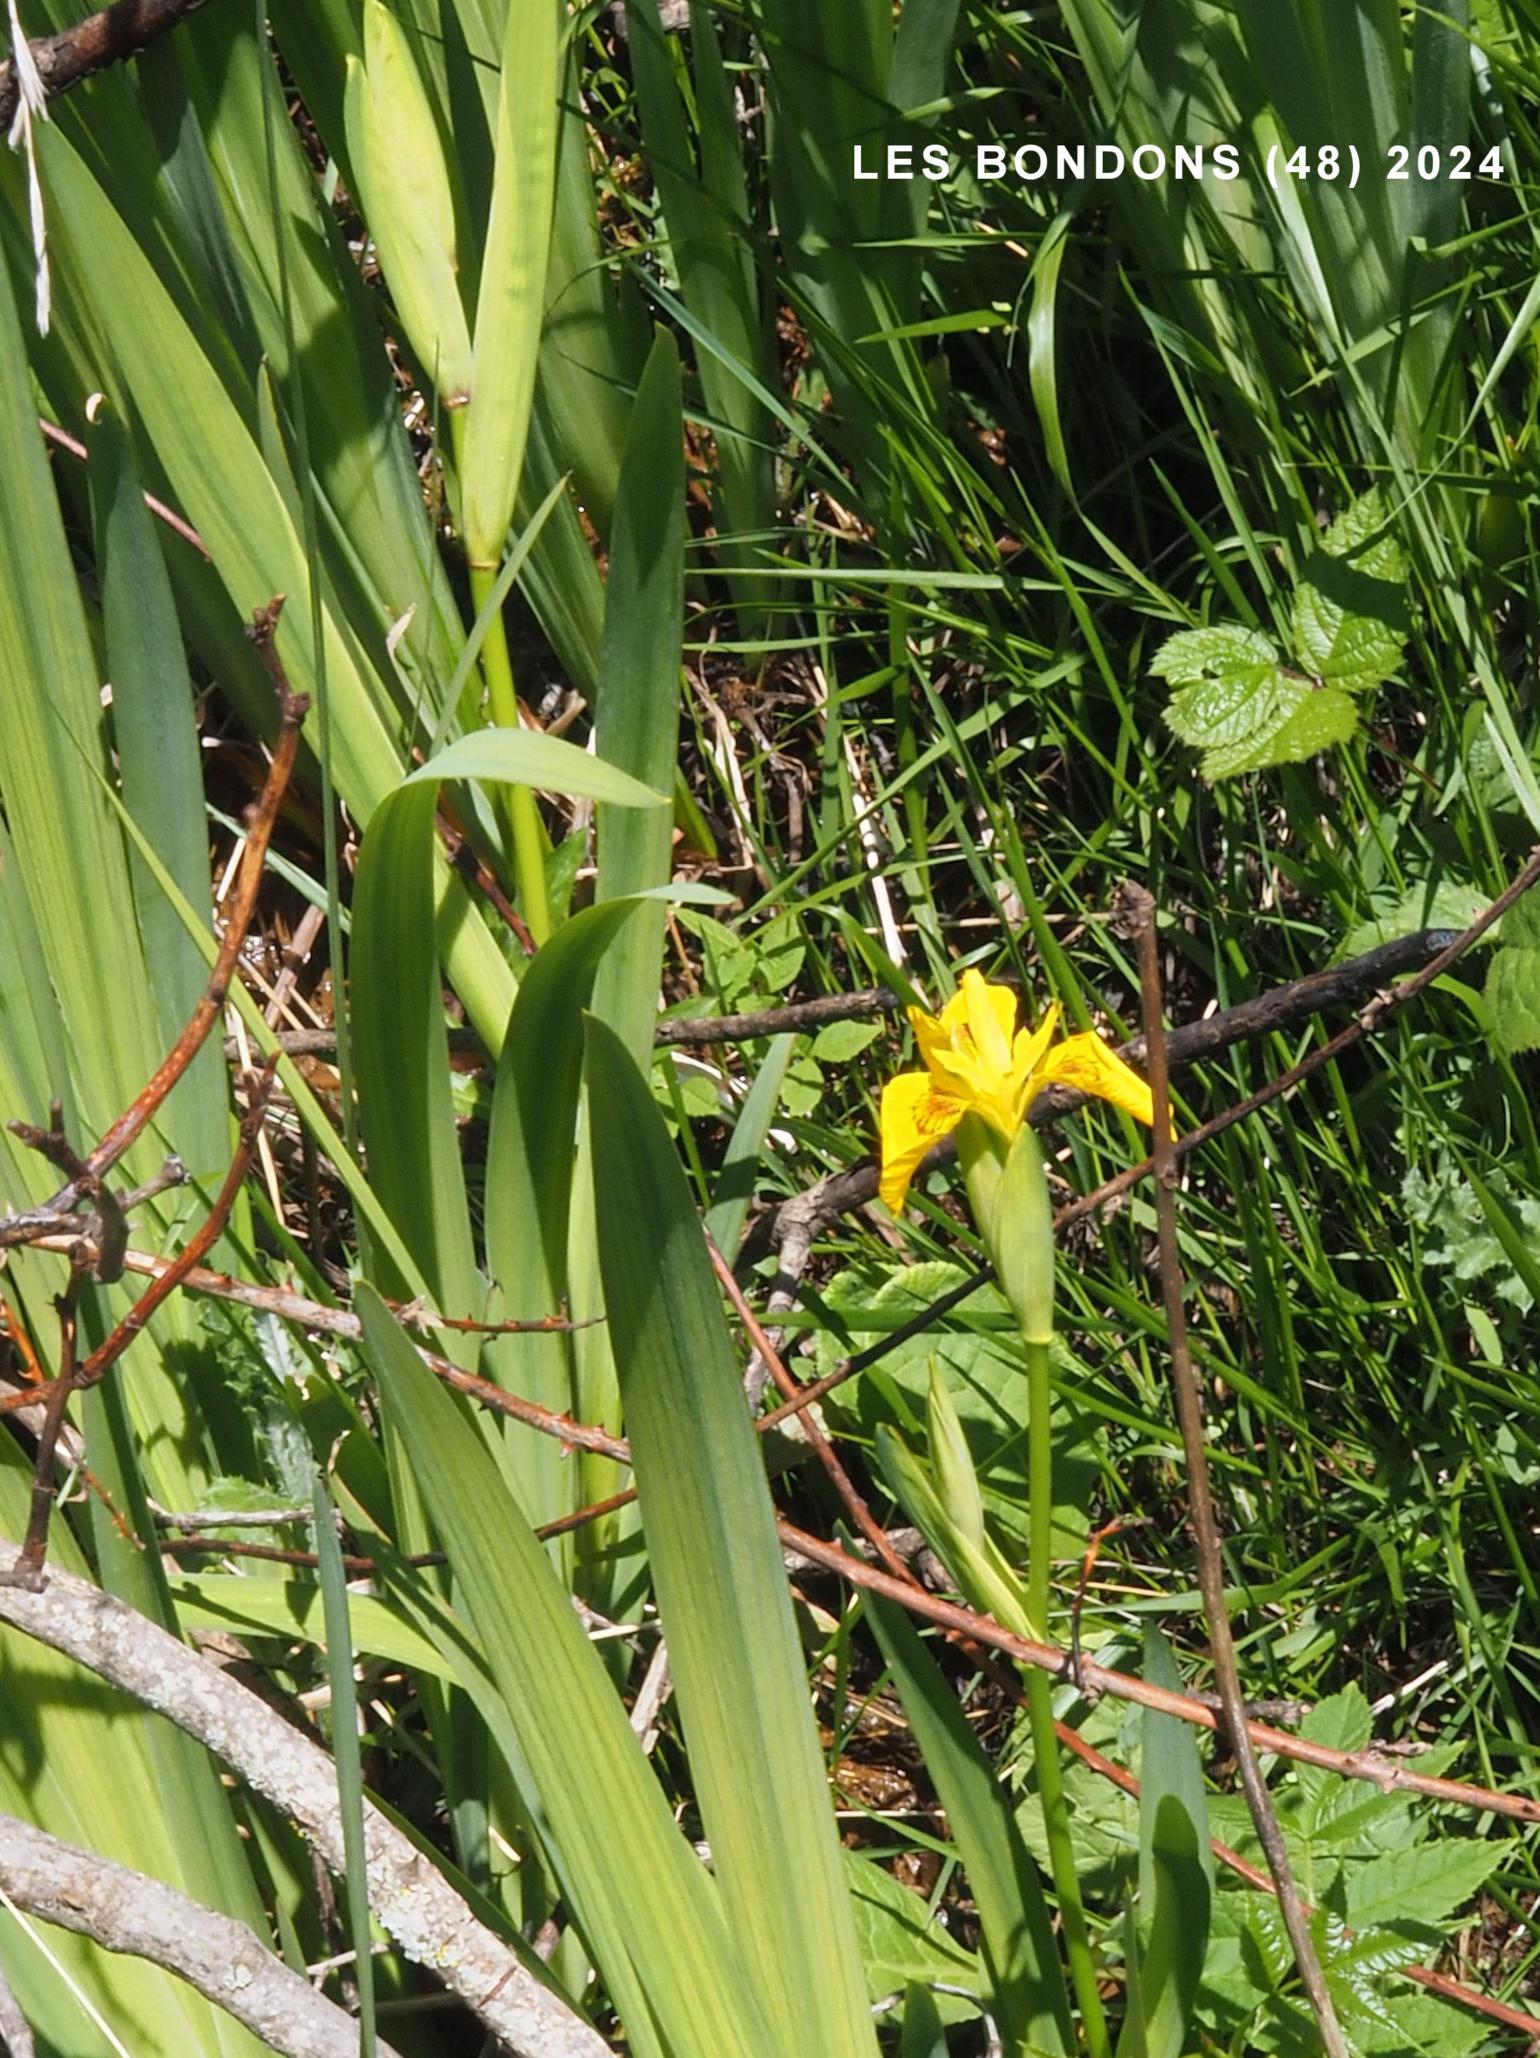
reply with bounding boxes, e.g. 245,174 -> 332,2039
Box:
0,1811 -> 399,2058
1125,877 -> 1347,2058
0,0 -> 219,130
0,1563 -> 610,2058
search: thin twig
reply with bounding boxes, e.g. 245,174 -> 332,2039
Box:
38,418 -> 209,557
1122,877 -> 1346,2057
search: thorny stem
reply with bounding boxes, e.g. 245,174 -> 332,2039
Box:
1122,880 -> 1348,2058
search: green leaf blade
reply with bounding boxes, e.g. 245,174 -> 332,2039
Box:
585,1017 -> 879,2057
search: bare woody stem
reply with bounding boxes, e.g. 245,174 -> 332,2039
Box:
1121,880 -> 1348,2058
0,1812 -> 400,2058
0,0 -> 218,130
0,1565 -> 609,2058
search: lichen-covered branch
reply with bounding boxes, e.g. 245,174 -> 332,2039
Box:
0,1562 -> 609,2058
0,1812 -> 396,2058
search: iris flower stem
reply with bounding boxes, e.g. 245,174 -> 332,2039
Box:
1025,1336 -> 1112,2058
464,562 -> 551,947
448,409 -> 550,946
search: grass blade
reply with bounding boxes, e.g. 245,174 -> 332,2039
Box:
311,1470 -> 376,2057
866,1591 -> 1074,2055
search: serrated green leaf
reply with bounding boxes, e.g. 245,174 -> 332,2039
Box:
1255,683 -> 1362,767
1485,945 -> 1540,1055
1164,658 -> 1358,780
1321,488 -> 1411,585
1149,623 -> 1280,687
1502,891 -> 1540,952
1346,1841 -> 1496,1933
1292,491 -> 1410,692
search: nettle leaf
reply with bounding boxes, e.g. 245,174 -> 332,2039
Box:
1157,625 -> 1358,779
1154,490 -> 1411,779
1292,490 -> 1411,693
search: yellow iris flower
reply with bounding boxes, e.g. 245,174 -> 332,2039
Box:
878,969 -> 1154,1213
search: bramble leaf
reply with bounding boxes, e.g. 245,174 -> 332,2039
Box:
1485,941 -> 1540,1055
1150,624 -> 1279,687
1153,490 -> 1411,778
1159,631 -> 1358,778
1292,490 -> 1410,692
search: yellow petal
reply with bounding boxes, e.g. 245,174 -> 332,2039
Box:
1038,1033 -> 1154,1125
878,1070 -> 966,1212
1011,1001 -> 1061,1110
908,1002 -> 954,1082
936,983 -> 974,1037
961,969 -> 1017,1075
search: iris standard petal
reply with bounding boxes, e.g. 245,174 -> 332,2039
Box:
1011,1002 -> 1061,1110
879,1070 -> 967,1212
908,1003 -> 955,1083
960,968 -> 1017,1076
1037,1033 -> 1154,1126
